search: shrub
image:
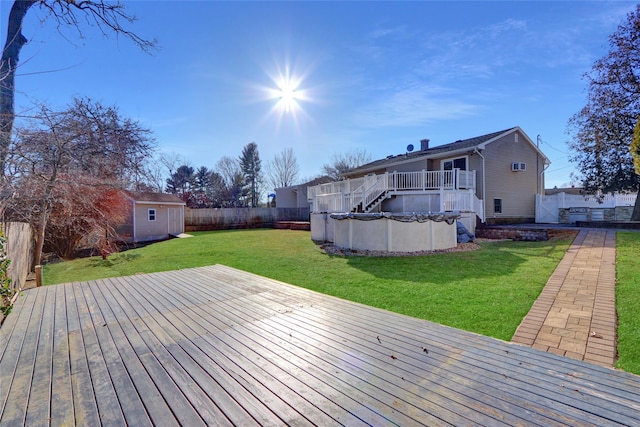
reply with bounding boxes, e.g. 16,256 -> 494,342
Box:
0,229 -> 14,319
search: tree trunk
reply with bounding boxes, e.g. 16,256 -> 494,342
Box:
632,185 -> 640,221
32,175 -> 56,270
1,1 -> 37,176
33,212 -> 46,271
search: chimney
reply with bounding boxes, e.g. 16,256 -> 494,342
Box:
420,139 -> 430,151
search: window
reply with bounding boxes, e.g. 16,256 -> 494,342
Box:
511,162 -> 526,171
442,156 -> 467,171
494,199 -> 502,214
148,208 -> 156,221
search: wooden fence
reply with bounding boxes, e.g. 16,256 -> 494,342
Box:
185,207 -> 310,231
1,222 -> 33,292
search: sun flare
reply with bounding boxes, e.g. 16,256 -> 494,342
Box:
255,59 -> 317,130
276,78 -> 299,112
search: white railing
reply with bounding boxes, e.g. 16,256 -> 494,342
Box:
314,193 -> 345,213
458,170 -> 476,189
362,174 -> 389,211
309,170 -> 480,214
308,177 -> 365,202
391,170 -> 451,190
310,170 -> 475,199
473,193 -> 485,223
442,189 -> 474,211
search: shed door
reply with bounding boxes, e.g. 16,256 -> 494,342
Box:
168,208 -> 183,235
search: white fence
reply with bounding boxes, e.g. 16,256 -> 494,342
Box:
536,192 -> 637,223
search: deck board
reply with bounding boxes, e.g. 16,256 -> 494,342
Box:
24,286 -> 55,426
1,265 -> 639,426
126,271 -> 334,426
50,285 -> 74,426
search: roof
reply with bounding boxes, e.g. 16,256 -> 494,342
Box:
344,126 -> 549,177
125,191 -> 185,205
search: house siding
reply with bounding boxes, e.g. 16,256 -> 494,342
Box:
483,130 -> 542,223
275,188 -> 298,208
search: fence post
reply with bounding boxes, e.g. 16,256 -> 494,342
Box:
35,265 -> 42,287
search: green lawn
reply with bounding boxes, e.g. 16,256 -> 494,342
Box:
44,229 -> 572,341
616,231 -> 640,374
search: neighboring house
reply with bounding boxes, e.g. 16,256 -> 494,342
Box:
308,127 -> 550,226
275,176 -> 333,209
118,192 -> 186,243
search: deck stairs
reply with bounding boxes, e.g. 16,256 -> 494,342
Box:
349,174 -> 390,213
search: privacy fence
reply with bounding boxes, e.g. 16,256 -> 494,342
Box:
185,207 -> 310,231
1,222 -> 33,293
536,192 -> 637,223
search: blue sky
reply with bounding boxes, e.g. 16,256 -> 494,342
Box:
4,1 -> 637,189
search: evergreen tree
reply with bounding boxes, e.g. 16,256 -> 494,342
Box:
165,165 -> 194,195
239,142 -> 262,207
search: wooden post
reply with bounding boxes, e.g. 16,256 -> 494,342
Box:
35,265 -> 42,287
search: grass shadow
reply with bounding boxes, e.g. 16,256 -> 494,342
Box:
87,252 -> 142,268
335,242 -> 528,284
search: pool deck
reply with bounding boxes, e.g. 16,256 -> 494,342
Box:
1,264 -> 639,426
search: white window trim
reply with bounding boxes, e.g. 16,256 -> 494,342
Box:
148,208 -> 157,221
441,155 -> 469,171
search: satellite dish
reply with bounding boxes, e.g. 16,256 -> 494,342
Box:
407,144 -> 414,152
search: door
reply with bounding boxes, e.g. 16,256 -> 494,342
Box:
168,207 -> 183,235
442,157 -> 468,188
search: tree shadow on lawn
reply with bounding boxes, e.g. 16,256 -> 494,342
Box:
88,252 -> 141,268
323,238 -> 574,285
336,249 -> 529,284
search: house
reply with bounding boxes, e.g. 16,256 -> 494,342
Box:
308,127 -> 550,232
118,192 -> 186,243
275,176 -> 333,209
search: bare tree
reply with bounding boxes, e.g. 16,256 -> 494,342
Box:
4,97 -> 155,265
158,152 -> 187,176
215,156 -> 242,187
42,175 -> 130,259
321,149 -> 372,180
265,147 -> 300,191
215,156 -> 246,207
1,0 -> 156,177
137,154 -> 166,193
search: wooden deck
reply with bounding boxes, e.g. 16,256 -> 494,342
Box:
1,265 -> 639,426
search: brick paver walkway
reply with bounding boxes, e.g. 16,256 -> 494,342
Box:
512,229 -> 617,367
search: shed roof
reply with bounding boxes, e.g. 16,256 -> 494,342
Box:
126,191 -> 185,205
